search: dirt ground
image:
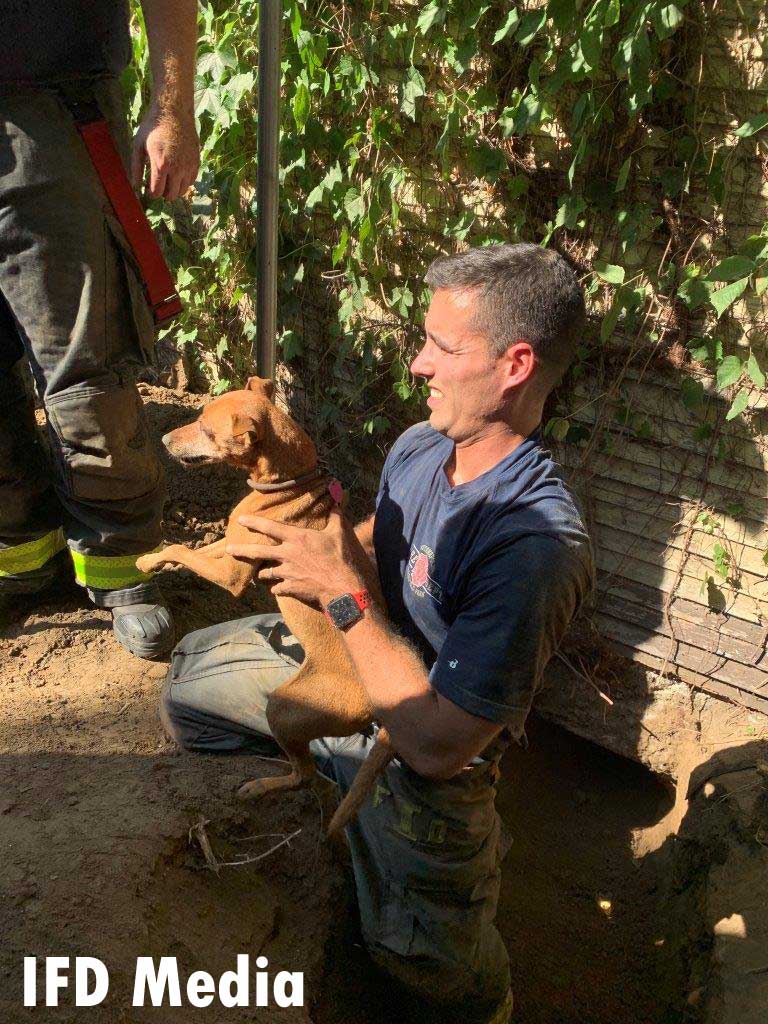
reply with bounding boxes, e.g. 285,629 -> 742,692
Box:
1,386 -> 687,1023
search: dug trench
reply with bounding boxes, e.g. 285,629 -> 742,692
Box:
1,385 -> 763,1023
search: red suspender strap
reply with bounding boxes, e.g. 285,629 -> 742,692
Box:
75,119 -> 182,325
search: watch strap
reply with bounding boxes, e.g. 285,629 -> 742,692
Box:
351,588 -> 371,611
324,588 -> 371,630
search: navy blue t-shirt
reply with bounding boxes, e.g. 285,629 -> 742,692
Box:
374,422 -> 593,739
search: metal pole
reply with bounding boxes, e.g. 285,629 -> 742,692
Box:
254,0 -> 282,377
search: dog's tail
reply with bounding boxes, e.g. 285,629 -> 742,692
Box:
327,727 -> 395,836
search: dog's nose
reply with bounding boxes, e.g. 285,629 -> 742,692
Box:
161,433 -> 174,447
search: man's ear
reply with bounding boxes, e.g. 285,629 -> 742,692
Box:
245,376 -> 275,401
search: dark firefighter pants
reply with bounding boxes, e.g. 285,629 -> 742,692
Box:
0,76 -> 165,604
161,614 -> 514,1024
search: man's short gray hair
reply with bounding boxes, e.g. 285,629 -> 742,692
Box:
425,243 -> 585,383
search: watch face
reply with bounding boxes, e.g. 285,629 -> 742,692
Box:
327,594 -> 363,630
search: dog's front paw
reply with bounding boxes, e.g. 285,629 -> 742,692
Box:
136,552 -> 168,574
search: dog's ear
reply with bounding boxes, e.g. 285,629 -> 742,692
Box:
245,376 -> 275,401
226,410 -> 263,455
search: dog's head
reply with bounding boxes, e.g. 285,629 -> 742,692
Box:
162,377 -> 315,475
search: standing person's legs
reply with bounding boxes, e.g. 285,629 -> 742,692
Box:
0,79 -> 171,654
0,293 -> 67,593
161,614 -> 513,1024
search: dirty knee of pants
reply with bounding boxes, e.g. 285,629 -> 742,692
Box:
46,382 -> 161,504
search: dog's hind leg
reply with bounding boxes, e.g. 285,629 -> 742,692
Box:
236,665 -> 364,804
237,742 -> 317,801
237,674 -> 324,801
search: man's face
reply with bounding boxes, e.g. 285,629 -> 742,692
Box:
410,288 -> 509,442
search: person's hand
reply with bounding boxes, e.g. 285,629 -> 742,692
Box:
131,103 -> 200,201
226,509 -> 368,608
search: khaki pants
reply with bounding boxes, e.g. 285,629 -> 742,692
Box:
0,76 -> 165,603
161,614 -> 513,1023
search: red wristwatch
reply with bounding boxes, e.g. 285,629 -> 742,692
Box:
324,589 -> 371,631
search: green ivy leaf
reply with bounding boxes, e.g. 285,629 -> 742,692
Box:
548,0 -> 577,31
615,157 -> 631,192
651,4 -> 684,40
280,329 -> 303,361
681,376 -> 704,410
401,66 -> 426,121
594,262 -> 625,285
306,162 -> 343,210
568,135 -> 586,185
707,255 -> 756,281
554,194 -> 586,230
332,227 -> 349,267
604,0 -> 621,27
493,9 -> 520,43
343,187 -> 365,225
712,542 -> 730,579
715,355 -> 743,391
545,417 -> 570,441
579,1 -> 606,70
511,94 -> 545,136
197,49 -> 236,82
709,277 -> 748,318
194,84 -> 223,118
417,2 -> 443,34
289,3 -> 302,41
746,351 -> 766,389
516,9 -> 547,46
725,389 -> 750,421
292,82 -> 310,131
677,275 -> 712,310
600,297 -> 622,342
735,113 -> 768,138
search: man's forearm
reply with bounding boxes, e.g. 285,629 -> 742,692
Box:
140,0 -> 197,115
352,515 -> 383,604
353,514 -> 375,564
340,607 -> 488,779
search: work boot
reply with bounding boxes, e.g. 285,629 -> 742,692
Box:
111,601 -> 175,660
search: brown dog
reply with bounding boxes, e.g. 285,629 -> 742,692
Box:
136,377 -> 392,834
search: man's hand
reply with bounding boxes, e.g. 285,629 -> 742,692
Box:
137,0 -> 199,200
226,509 -> 368,608
131,105 -> 200,200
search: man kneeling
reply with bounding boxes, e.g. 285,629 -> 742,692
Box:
160,244 -> 593,1024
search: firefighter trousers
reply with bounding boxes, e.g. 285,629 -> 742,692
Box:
0,76 -> 165,605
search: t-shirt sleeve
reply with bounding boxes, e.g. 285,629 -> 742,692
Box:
429,533 -> 589,738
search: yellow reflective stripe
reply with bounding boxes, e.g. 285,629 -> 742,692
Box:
0,528 -> 66,576
487,990 -> 514,1024
69,547 -> 160,589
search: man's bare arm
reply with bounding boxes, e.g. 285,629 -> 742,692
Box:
351,514 -> 384,605
354,514 -> 375,564
134,0 -> 200,199
340,607 -> 504,779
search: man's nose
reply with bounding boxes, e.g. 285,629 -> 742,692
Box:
410,344 -> 433,377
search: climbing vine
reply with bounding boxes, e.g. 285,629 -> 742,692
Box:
127,0 -> 767,612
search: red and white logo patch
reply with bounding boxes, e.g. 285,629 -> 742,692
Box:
407,545 -> 443,603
